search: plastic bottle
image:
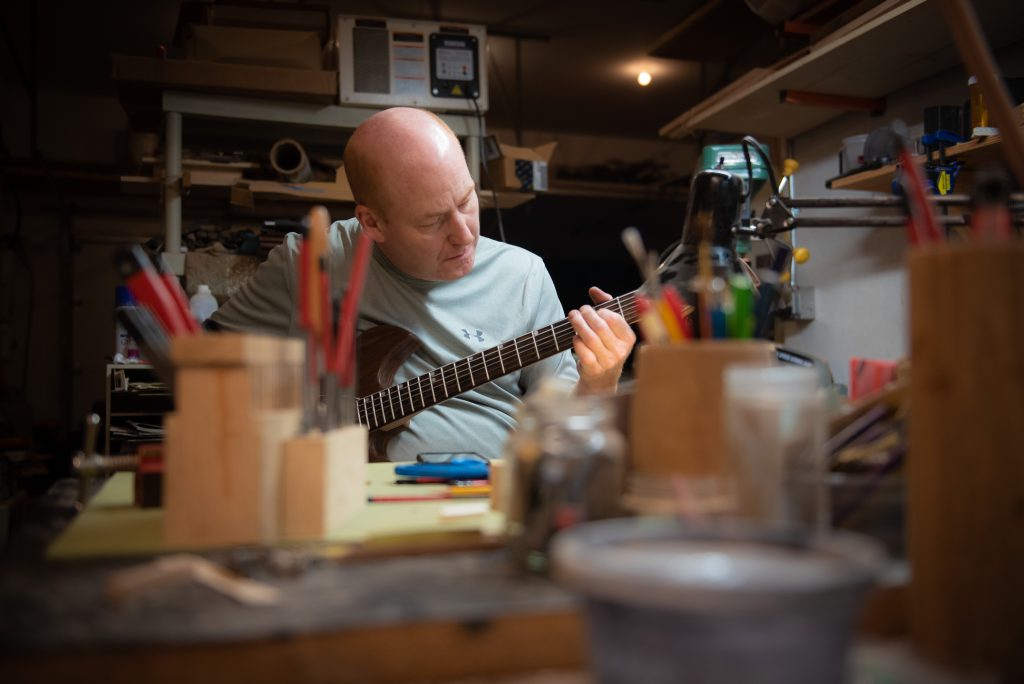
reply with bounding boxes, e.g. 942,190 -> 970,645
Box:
189,284 -> 219,323
968,75 -> 997,137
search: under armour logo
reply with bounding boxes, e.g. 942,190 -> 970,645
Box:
461,329 -> 485,342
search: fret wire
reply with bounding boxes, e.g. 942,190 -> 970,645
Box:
437,300 -> 643,387
377,392 -> 386,426
407,302 -> 640,392
356,294 -> 642,425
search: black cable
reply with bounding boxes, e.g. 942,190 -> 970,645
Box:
470,95 -> 506,243
741,135 -> 780,197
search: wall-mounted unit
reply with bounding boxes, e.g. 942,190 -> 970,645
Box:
337,15 -> 488,113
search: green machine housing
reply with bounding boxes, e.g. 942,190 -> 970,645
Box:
700,143 -> 770,197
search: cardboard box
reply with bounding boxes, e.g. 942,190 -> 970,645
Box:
486,141 -> 557,192
187,25 -> 323,71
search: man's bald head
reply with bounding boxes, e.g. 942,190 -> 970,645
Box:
344,107 -> 464,217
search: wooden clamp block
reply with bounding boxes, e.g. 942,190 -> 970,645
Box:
280,425 -> 368,540
164,333 -> 303,547
908,243 -> 1024,675
629,341 -> 776,479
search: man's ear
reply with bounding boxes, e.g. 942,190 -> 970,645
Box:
355,204 -> 386,244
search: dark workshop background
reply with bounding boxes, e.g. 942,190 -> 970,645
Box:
1,0 -> 1022,483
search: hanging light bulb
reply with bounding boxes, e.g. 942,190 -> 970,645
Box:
637,71 -> 652,87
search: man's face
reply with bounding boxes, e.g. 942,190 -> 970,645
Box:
363,145 -> 481,282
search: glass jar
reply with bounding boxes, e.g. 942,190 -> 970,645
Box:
504,384 -> 626,572
723,365 -> 828,530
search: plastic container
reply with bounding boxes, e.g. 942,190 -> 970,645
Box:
838,133 -> 868,174
723,365 -> 827,529
189,284 -> 218,323
552,517 -> 885,684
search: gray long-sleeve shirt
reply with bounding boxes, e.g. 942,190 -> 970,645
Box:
210,217 -> 579,460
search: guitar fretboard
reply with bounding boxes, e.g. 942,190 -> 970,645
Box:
355,291 -> 640,430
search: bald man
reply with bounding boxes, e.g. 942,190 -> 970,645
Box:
210,107 -> 635,461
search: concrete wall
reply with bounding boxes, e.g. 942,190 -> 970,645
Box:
781,40 -> 1024,387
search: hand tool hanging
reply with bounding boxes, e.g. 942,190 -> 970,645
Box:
297,206 -> 375,431
297,206 -> 332,432
117,245 -> 201,337
331,226 -> 373,426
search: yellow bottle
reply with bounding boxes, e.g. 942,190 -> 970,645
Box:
969,76 -> 997,137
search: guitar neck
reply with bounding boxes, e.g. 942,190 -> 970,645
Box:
355,291 -> 640,430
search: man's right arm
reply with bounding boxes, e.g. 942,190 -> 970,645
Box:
207,237 -> 299,335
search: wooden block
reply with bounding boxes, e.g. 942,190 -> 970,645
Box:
488,459 -> 505,513
629,341 -> 776,479
164,366 -> 259,545
907,243 -> 1024,674
170,333 -> 303,368
256,409 -> 304,541
164,362 -> 301,546
280,426 -> 368,540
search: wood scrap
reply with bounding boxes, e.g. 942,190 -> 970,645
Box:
107,554 -> 281,606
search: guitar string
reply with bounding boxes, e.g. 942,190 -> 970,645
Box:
358,296 -> 643,427
371,298 -> 642,410
356,296 -> 643,426
357,299 -> 643,428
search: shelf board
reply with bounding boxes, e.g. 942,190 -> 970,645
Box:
479,191 -> 535,209
830,116 -> 1021,193
121,173 -> 532,209
547,179 -> 688,201
659,0 -> 1023,140
829,138 -> 1000,193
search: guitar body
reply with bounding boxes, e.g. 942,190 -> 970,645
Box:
356,324 -> 422,461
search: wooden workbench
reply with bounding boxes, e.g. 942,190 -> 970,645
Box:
1,467 -> 587,683
47,465 -> 505,559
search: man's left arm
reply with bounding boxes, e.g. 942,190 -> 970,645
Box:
569,286 -> 637,395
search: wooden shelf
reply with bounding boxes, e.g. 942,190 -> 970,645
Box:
829,134 -> 1009,193
121,172 -> 532,209
659,0 -> 1022,140
547,179 -> 688,201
